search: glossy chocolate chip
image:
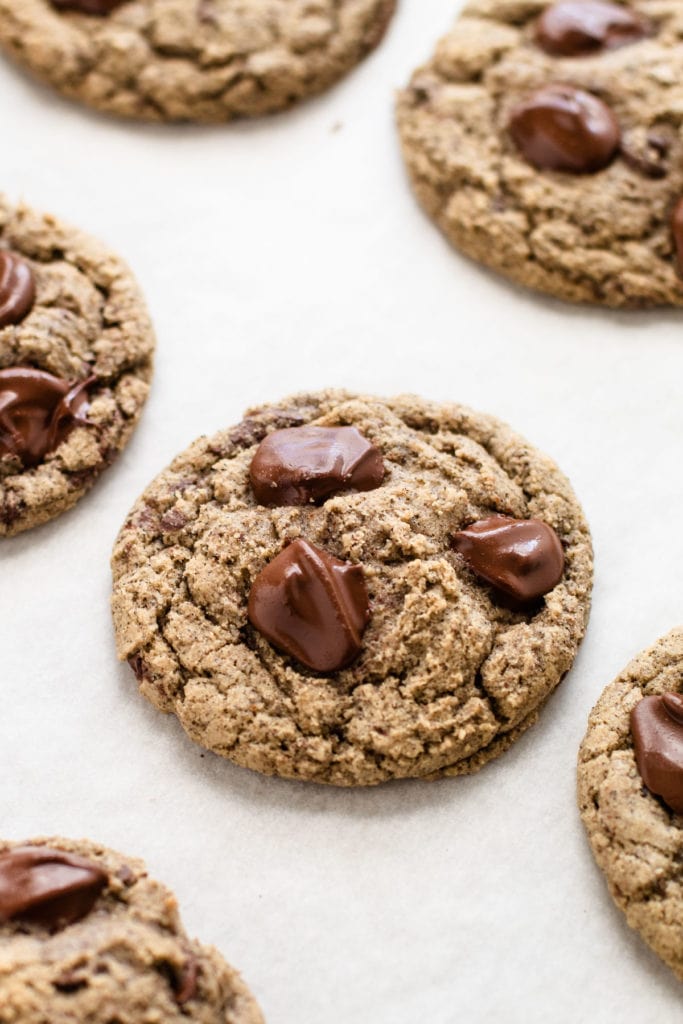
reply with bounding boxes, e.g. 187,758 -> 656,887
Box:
632,694 -> 683,814
536,1 -> 650,56
0,847 -> 107,930
248,538 -> 370,672
50,0 -> 124,13
452,515 -> 565,603
509,84 -> 620,173
671,198 -> 683,277
0,252 -> 35,329
0,367 -> 91,468
250,425 -> 385,507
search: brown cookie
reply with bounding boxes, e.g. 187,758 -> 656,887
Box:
0,836 -> 263,1023
397,1 -> 683,307
112,390 -> 593,787
0,196 -> 154,537
578,627 -> 683,982
0,0 -> 396,122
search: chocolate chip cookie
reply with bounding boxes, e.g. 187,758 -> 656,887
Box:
0,836 -> 263,1023
578,628 -> 683,981
0,0 -> 396,122
111,390 -> 593,787
397,1 -> 683,308
0,196 -> 154,537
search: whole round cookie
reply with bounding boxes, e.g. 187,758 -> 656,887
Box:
0,0 -> 396,122
578,627 -> 683,981
0,196 -> 154,537
0,836 -> 263,1023
112,390 -> 593,786
397,1 -> 683,308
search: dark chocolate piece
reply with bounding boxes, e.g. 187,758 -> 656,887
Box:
248,538 -> 370,672
250,425 -> 384,507
452,515 -> 565,603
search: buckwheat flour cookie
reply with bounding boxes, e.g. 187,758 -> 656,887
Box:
112,390 -> 593,787
578,627 -> 683,981
0,836 -> 263,1023
0,0 -> 396,123
0,196 -> 154,537
397,1 -> 683,308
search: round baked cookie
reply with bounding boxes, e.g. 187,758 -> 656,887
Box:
111,390 -> 593,787
0,195 -> 154,537
0,0 -> 396,123
397,1 -> 683,308
0,836 -> 263,1023
578,627 -> 683,982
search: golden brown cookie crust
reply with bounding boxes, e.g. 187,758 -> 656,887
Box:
0,0 -> 396,123
578,628 -> 683,982
396,0 -> 683,308
0,196 -> 154,537
0,836 -> 263,1024
112,390 -> 593,787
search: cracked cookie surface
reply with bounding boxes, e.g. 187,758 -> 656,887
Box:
396,0 -> 683,308
111,390 -> 593,787
578,628 -> 683,981
0,196 -> 154,537
0,836 -> 263,1024
0,0 -> 396,122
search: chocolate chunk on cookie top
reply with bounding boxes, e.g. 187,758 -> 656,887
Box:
631,694 -> 683,814
578,629 -> 683,982
0,252 -> 35,327
0,197 -> 154,537
536,1 -> 651,56
0,847 -> 107,929
0,0 -> 396,123
0,369 -> 92,469
248,538 -> 370,672
509,84 -> 620,173
112,391 -> 592,786
397,1 -> 683,307
250,425 -> 385,507
452,516 -> 565,604
50,0 -> 123,12
0,838 -> 264,1024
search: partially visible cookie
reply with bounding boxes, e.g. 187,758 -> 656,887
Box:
0,0 -> 396,122
0,196 -> 154,537
0,836 -> 263,1024
397,1 -> 683,308
578,628 -> 683,981
112,390 -> 593,787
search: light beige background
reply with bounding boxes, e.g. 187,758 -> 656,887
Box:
0,3 -> 681,1022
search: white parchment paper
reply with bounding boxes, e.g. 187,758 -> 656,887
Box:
1,3 -> 682,1021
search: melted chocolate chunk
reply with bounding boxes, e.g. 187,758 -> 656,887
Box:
0,251 -> 35,329
50,0 -> 124,13
248,538 -> 370,672
0,847 -> 107,930
0,367 -> 91,468
250,425 -> 385,507
509,84 -> 620,173
452,515 -> 565,603
632,694 -> 683,814
671,198 -> 683,277
536,1 -> 651,57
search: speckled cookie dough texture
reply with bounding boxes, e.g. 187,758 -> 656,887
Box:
396,1 -> 683,308
0,0 -> 397,122
578,628 -> 683,982
0,836 -> 264,1024
111,390 -> 593,787
0,196 -> 154,537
